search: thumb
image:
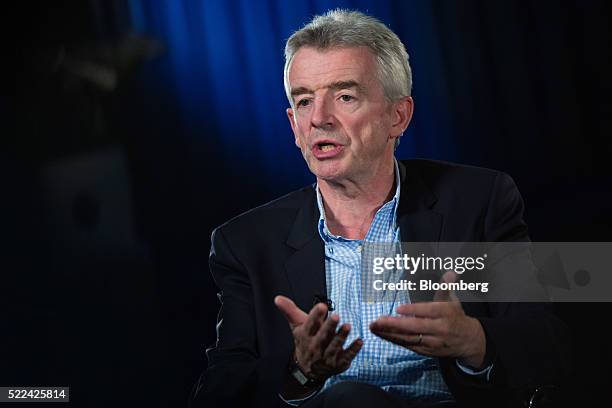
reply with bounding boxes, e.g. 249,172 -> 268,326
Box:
433,271 -> 459,302
274,295 -> 308,329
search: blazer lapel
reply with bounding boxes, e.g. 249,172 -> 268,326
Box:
397,161 -> 444,243
285,186 -> 326,312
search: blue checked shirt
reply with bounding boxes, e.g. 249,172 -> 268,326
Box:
283,159 -> 492,406
313,159 -> 454,405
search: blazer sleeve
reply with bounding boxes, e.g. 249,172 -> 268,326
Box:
190,226 -> 284,408
440,172 -> 572,404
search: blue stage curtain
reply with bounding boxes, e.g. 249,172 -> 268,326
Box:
127,0 -> 457,191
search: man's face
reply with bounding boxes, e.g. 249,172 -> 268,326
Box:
286,46 -> 411,183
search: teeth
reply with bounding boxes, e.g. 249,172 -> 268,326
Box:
321,144 -> 334,152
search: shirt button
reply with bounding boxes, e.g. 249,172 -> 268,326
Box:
356,245 -> 362,252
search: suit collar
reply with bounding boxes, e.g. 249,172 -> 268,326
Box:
286,161 -> 443,247
284,187 -> 326,311
286,185 -> 319,250
397,160 -> 443,243
397,160 -> 438,211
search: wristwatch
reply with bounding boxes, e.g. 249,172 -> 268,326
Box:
289,359 -> 321,388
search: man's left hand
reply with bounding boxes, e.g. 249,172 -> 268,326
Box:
369,272 -> 487,369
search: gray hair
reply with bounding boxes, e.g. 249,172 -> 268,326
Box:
283,9 -> 412,106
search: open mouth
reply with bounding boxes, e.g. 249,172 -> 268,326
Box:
317,142 -> 337,152
312,140 -> 344,159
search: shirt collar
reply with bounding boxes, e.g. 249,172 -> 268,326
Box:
315,158 -> 402,241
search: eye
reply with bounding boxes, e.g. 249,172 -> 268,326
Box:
296,98 -> 311,108
339,94 -> 355,102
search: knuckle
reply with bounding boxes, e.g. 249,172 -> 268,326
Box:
294,327 -> 305,338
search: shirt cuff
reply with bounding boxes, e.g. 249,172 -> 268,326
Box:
455,359 -> 494,382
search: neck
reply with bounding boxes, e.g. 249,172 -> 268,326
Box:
318,159 -> 396,240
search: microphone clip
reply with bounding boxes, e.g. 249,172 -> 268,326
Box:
313,294 -> 335,312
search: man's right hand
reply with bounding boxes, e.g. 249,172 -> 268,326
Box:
274,295 -> 363,383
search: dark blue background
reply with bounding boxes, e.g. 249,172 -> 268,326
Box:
8,0 -> 612,406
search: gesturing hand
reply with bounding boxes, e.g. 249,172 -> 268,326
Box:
274,295 -> 363,381
369,272 -> 487,369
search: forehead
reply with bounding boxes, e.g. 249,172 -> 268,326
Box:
288,46 -> 380,92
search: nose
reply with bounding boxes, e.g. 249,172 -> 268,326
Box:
310,95 -> 335,130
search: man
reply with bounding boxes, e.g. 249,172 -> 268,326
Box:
192,10 -> 570,408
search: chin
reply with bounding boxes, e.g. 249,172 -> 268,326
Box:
309,161 -> 348,182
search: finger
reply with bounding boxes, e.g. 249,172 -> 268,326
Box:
325,323 -> 351,354
373,330 -> 420,345
372,330 -> 432,352
372,329 -> 448,358
369,315 -> 438,336
396,302 -> 446,318
320,322 -> 350,364
338,337 -> 363,365
312,313 -> 340,351
302,302 -> 328,336
433,271 -> 459,302
274,295 -> 308,329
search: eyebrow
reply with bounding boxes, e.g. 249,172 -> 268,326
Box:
290,80 -> 364,98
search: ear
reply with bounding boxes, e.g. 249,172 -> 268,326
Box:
287,107 -> 301,149
389,96 -> 414,141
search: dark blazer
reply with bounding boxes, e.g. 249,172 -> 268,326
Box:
192,159 -> 571,407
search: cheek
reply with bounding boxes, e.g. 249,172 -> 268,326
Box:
349,120 -> 379,145
294,110 -> 312,128
346,108 -> 387,136
294,120 -> 311,143
294,129 -> 310,153
349,121 -> 390,156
